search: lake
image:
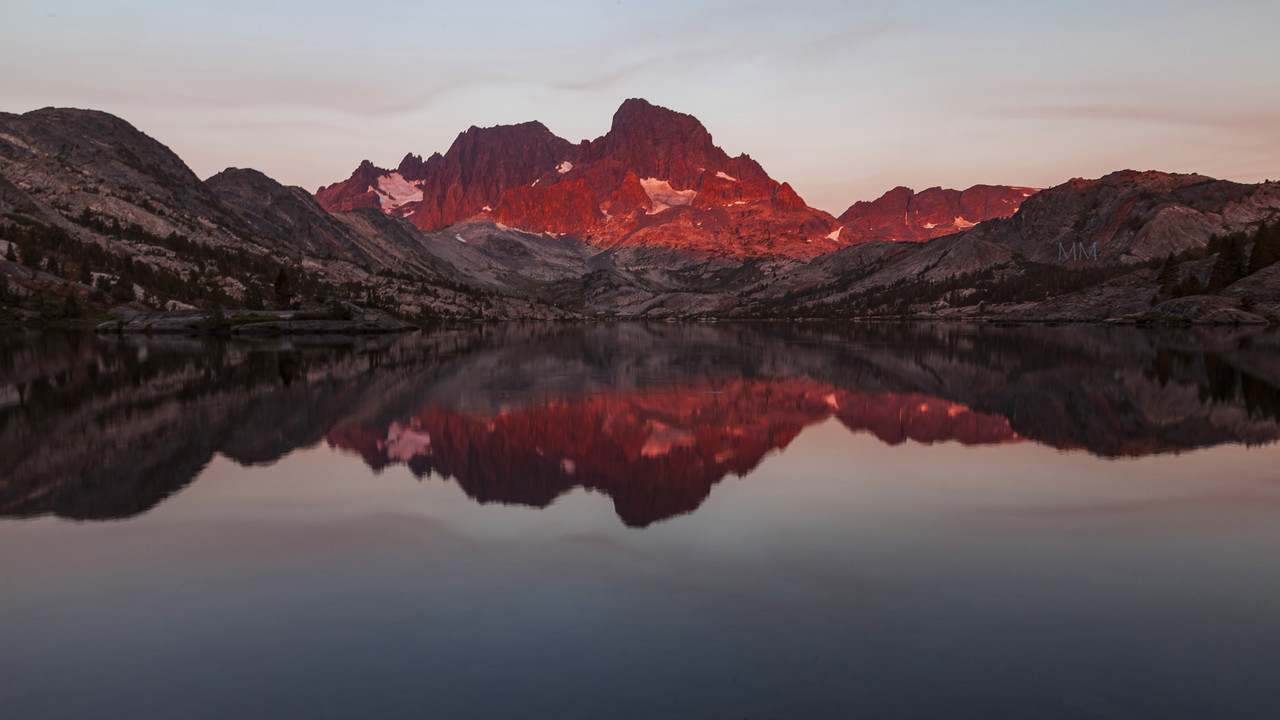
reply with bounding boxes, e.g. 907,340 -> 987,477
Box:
3,323 -> 1280,718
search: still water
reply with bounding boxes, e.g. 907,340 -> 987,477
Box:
3,323 -> 1280,718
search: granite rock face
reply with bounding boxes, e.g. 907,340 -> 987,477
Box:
959,170 -> 1280,264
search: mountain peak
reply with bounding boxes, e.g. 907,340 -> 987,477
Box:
314,159 -> 387,211
0,105 -> 205,206
206,166 -> 273,186
605,98 -> 715,151
396,152 -> 431,180
457,120 -> 557,142
611,98 -> 698,127
315,101 -> 838,258
574,98 -> 727,192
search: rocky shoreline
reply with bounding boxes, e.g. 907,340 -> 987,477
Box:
94,303 -> 417,335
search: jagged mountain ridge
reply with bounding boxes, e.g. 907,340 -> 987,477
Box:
317,99 -> 1035,259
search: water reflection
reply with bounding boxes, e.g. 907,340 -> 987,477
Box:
328,380 -> 1018,527
3,322 -> 1280,524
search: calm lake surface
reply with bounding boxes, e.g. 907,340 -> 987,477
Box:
3,323 -> 1280,719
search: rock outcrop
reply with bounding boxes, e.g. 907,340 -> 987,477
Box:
961,170 -> 1280,264
94,304 -> 418,335
838,184 -> 1036,243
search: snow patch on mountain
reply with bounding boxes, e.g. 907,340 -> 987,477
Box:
375,173 -> 423,212
557,161 -> 573,174
640,421 -> 696,457
716,171 -> 739,182
385,421 -> 432,463
640,178 -> 696,214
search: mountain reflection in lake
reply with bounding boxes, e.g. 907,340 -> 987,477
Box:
2,323 -> 1280,718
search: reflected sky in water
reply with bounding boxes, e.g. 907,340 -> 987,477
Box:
2,324 -> 1280,718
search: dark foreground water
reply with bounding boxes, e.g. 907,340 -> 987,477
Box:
3,323 -> 1280,719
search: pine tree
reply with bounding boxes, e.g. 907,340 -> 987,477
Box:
1208,236 -> 1245,293
111,273 -> 135,302
244,283 -> 264,311
4,243 -> 15,262
274,268 -> 294,308
19,242 -> 41,268
1156,254 -> 1178,295
1249,221 -> 1280,274
1175,274 -> 1203,298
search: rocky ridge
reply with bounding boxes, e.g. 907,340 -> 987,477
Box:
838,184 -> 1037,243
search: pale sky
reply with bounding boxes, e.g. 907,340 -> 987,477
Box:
2,0 -> 1278,214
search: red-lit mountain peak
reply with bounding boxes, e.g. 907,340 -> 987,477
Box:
314,159 -> 388,213
575,98 -> 747,189
838,184 -> 1037,244
401,120 -> 577,230
315,99 -> 844,259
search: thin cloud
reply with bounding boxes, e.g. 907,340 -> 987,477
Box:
1003,103 -> 1280,133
